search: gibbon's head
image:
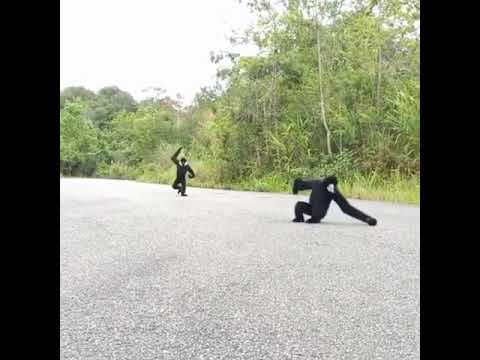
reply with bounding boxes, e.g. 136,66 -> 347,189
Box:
323,175 -> 338,186
180,157 -> 187,165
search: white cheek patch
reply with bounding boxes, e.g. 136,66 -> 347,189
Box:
327,184 -> 335,193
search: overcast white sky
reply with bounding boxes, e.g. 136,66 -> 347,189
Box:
60,0 -> 258,105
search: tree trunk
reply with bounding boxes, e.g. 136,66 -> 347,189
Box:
315,1 -> 332,156
255,80 -> 261,167
376,4 -> 383,112
376,45 -> 382,111
271,19 -> 279,127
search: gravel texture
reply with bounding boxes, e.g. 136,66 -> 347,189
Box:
60,178 -> 420,360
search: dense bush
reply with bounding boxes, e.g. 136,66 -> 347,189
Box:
60,0 -> 419,203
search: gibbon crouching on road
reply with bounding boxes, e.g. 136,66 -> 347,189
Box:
292,176 -> 377,225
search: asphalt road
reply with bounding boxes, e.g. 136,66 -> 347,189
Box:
60,178 -> 419,360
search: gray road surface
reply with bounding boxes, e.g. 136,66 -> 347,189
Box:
60,178 -> 420,360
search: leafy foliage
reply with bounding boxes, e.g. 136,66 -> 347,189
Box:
60,101 -> 99,176
59,0 -> 419,203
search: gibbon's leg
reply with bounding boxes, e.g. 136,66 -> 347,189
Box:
293,201 -> 312,222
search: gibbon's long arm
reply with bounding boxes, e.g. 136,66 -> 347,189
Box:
332,190 -> 377,225
187,165 -> 195,178
171,147 -> 182,166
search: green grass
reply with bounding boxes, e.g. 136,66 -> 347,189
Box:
339,175 -> 419,204
94,162 -> 419,205
223,174 -> 419,204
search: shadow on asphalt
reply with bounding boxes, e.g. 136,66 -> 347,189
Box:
265,219 -> 370,227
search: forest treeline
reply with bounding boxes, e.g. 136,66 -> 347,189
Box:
60,0 -> 419,203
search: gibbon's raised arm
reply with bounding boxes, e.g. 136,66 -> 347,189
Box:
171,147 -> 182,165
293,179 -> 315,194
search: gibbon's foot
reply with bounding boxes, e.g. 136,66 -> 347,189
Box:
306,218 -> 321,224
365,217 -> 377,226
181,193 -> 188,197
292,218 -> 304,223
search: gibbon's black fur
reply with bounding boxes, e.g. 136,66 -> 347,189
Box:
171,147 -> 195,196
292,176 -> 377,225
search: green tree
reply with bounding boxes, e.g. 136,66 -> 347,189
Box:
60,101 -> 99,176
90,86 -> 137,129
60,86 -> 96,109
